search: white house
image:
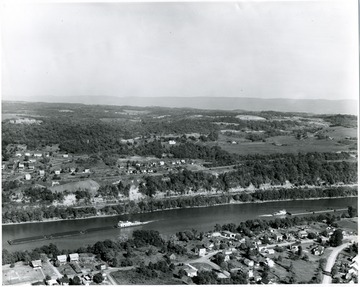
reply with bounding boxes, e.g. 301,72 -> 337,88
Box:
39,170 -> 45,176
84,169 -> 90,173
24,152 -> 31,157
159,161 -> 165,166
184,264 -> 198,277
244,258 -> 254,267
25,174 -> 31,180
267,249 -> 275,255
222,231 -> 237,239
169,140 -> 176,145
18,163 -> 25,170
31,260 -> 42,268
198,248 -> 206,257
63,154 -> 69,158
46,279 -> 59,286
54,170 -> 61,175
265,258 -> 275,268
69,253 -> 79,262
57,255 -> 67,264
33,152 -> 42,157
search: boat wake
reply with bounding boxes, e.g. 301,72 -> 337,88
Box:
259,214 -> 273,217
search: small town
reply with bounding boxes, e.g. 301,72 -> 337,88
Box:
2,209 -> 358,285
2,1 -> 358,285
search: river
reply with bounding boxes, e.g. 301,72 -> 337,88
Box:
2,197 -> 357,252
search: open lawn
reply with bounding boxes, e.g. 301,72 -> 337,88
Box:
219,137 -> 353,155
2,263 -> 44,285
336,218 -> 358,233
111,269 -> 180,285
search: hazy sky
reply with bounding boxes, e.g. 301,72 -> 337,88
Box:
1,1 -> 358,101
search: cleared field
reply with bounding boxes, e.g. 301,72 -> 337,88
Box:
2,263 -> 44,285
336,218 -> 358,232
323,127 -> 357,139
111,270 -> 180,285
49,179 -> 100,195
219,137 -> 353,155
236,115 -> 266,121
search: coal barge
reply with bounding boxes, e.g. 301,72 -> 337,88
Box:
8,225 -> 118,245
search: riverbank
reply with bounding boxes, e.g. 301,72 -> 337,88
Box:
3,195 -> 357,226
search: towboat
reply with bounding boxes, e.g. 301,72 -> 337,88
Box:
273,209 -> 287,216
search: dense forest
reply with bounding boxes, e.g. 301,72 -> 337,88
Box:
2,187 -> 356,224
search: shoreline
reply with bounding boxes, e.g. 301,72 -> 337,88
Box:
2,195 -> 357,226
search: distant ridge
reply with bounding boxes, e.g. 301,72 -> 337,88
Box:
3,96 -> 357,115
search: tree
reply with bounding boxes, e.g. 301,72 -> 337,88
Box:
331,265 -> 338,277
329,229 -> 343,247
348,206 -> 357,218
71,276 -> 81,285
54,260 -> 60,267
45,275 -> 51,281
93,273 -> 104,284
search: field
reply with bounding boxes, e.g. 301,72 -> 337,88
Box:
2,263 -> 44,285
1,261 -> 61,285
335,218 -> 358,233
218,136 -> 354,156
111,269 -> 181,285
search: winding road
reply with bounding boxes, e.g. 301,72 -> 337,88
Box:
322,235 -> 358,285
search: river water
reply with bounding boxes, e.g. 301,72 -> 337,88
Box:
2,197 -> 357,252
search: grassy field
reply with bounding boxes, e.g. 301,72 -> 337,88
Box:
111,269 -> 180,285
336,218 -> 358,232
2,263 -> 44,285
219,137 -> 353,155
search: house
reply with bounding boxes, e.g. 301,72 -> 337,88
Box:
244,258 -> 254,267
34,152 -> 42,157
39,170 -> 45,176
69,253 -> 79,262
181,275 -> 193,285
257,244 -> 267,253
159,161 -> 165,166
25,174 -> 31,180
96,264 -> 106,270
46,279 -> 59,286
266,249 -> 275,255
169,140 -> 176,145
169,254 -> 177,261
54,170 -> 61,175
29,158 -> 37,163
57,255 -> 67,264
184,264 -> 198,277
255,275 -> 262,282
290,244 -> 301,253
273,233 -> 283,241
28,164 -> 35,170
198,248 -> 206,257
84,169 -> 90,173
222,231 -> 237,239
311,246 -> 325,256
52,181 -> 60,187
24,152 -> 31,157
18,163 -> 25,170
70,168 -> 76,173
31,260 -> 42,268
298,230 -> 308,239
63,154 -> 69,158
15,152 -> 22,157
57,277 -> 70,286
265,258 -> 275,268
224,255 -> 231,262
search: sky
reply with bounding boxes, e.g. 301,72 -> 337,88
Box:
1,1 -> 358,102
